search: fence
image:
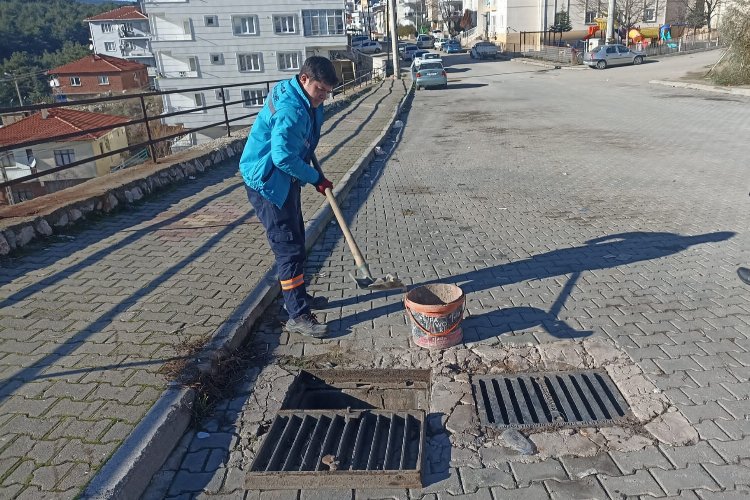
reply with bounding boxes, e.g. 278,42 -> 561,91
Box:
514,31 -> 721,65
0,70 -> 378,204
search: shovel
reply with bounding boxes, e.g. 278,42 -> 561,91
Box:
311,154 -> 405,291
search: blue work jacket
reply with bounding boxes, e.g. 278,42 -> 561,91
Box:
239,76 -> 324,207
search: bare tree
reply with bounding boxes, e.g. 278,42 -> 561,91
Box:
574,0 -> 662,35
682,0 -> 723,31
438,0 -> 462,33
711,0 -> 750,84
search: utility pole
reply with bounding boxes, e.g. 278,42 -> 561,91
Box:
0,166 -> 14,206
3,72 -> 23,105
605,0 -> 616,42
390,0 -> 400,78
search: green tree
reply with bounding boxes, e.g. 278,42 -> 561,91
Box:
550,11 -> 573,32
398,24 -> 417,38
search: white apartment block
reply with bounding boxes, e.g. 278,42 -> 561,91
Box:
144,0 -> 348,145
85,6 -> 157,79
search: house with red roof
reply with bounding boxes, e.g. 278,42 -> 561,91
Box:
0,108 -> 130,204
48,54 -> 149,101
84,5 -> 156,76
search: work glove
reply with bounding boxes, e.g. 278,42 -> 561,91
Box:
315,176 -> 333,195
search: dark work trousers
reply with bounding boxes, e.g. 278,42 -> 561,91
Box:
245,182 -> 309,319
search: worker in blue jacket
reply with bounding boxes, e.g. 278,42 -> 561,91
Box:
239,57 -> 338,338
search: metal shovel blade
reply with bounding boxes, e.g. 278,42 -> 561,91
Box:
349,272 -> 405,290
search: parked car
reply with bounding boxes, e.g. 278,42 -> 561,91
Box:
416,34 -> 435,49
443,39 -> 462,53
419,52 -> 442,61
470,41 -> 499,59
398,42 -> 408,55
414,61 -> 447,89
434,37 -> 451,50
583,44 -> 645,69
401,44 -> 419,61
353,40 -> 382,54
350,35 -> 369,45
412,49 -> 431,61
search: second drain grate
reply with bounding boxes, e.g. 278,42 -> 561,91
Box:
472,370 -> 632,429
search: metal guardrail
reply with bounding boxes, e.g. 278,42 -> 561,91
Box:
0,70 -> 377,196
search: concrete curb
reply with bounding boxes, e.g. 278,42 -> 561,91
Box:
650,79 -> 750,96
81,78 -> 412,500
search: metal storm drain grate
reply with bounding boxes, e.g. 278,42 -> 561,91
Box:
472,370 -> 631,429
246,369 -> 430,489
247,410 -> 424,489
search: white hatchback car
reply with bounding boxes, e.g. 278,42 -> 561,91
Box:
352,40 -> 382,54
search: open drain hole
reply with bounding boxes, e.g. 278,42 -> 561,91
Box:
472,370 -> 632,429
246,369 -> 429,489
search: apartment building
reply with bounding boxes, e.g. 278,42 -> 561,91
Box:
488,0 -> 688,46
144,0 -> 348,145
85,5 -> 157,80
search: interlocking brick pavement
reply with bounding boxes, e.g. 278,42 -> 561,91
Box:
150,51 -> 750,499
0,79 -> 406,498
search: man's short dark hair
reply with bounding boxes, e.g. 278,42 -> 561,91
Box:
299,56 -> 338,87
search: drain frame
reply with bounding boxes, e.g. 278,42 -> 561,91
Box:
246,409 -> 425,489
472,370 -> 632,430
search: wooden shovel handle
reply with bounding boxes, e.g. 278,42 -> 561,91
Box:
311,154 -> 371,277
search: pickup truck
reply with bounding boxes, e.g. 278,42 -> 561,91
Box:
470,41 -> 499,59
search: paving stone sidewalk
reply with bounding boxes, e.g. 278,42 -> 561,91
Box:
149,53 -> 750,499
0,78 -> 407,498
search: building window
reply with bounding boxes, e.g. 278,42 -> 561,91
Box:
98,75 -> 110,85
232,16 -> 258,35
187,56 -> 198,72
215,89 -> 229,100
104,42 -> 116,52
70,76 -> 81,86
302,10 -> 345,36
205,15 -> 218,26
237,53 -> 262,72
242,89 -> 266,107
274,15 -> 297,34
13,190 -> 33,203
194,93 -> 204,108
54,149 -> 75,167
123,22 -> 134,32
0,152 -> 14,168
101,23 -> 113,33
278,52 -> 300,70
25,149 -> 34,164
644,6 -> 656,21
584,0 -> 600,22
210,53 -> 224,64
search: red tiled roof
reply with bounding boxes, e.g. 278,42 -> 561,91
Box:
84,5 -> 147,21
0,108 -> 129,147
49,54 -> 147,75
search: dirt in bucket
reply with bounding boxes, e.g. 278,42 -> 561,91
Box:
406,284 -> 463,307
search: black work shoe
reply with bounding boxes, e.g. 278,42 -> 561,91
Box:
285,313 -> 328,338
306,293 -> 328,310
738,267 -> 750,286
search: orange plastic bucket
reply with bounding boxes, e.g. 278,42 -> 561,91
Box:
404,284 -> 465,348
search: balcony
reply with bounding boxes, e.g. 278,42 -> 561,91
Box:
119,28 -> 150,39
151,17 -> 194,42
160,70 -> 199,78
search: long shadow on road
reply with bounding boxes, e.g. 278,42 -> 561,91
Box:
325,230 -> 734,339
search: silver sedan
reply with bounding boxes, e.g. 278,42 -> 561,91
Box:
584,44 -> 646,69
